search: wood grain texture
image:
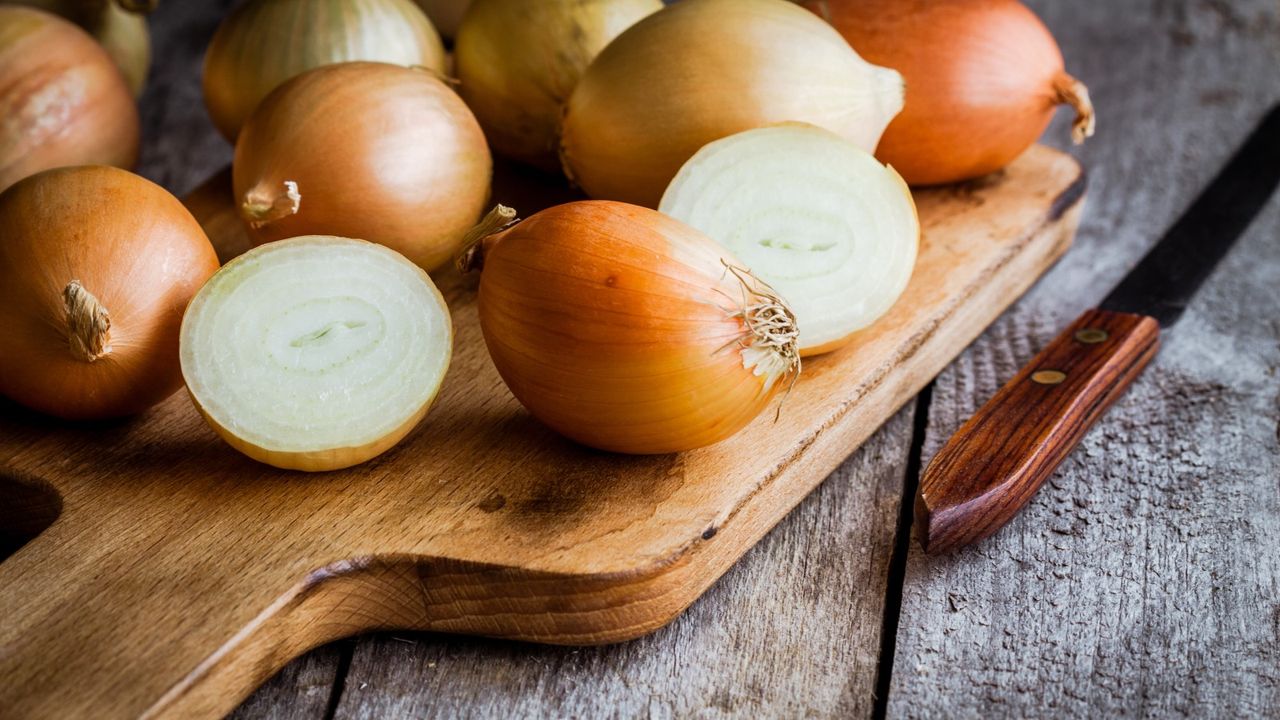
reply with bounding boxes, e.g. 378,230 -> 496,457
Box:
917,310 -> 1160,554
888,0 -> 1280,716
0,113 -> 1082,720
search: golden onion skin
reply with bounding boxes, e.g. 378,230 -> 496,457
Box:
10,0 -> 152,96
233,62 -> 492,273
0,166 -> 219,420
0,7 -> 139,192
559,0 -> 904,207
475,201 -> 796,455
455,0 -> 661,171
801,0 -> 1094,186
203,0 -> 446,140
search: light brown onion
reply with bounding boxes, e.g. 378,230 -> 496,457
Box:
455,0 -> 661,171
559,0 -> 904,207
800,0 -> 1095,186
0,7 -> 139,192
462,202 -> 800,454
12,0 -> 154,96
233,62 -> 492,273
0,166 -> 220,420
203,0 -> 446,140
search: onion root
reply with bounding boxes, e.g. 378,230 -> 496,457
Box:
241,180 -> 300,228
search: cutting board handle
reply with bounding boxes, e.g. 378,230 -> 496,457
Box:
915,309 -> 1160,553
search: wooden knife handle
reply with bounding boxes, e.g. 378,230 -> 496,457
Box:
915,309 -> 1161,554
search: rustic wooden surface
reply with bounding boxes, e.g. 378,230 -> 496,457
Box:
42,0 -> 1279,717
0,84 -> 1084,720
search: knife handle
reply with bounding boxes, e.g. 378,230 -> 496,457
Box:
915,309 -> 1161,554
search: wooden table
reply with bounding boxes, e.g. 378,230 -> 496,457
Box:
125,1 -> 1280,717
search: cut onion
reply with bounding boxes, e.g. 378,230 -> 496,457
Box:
180,236 -> 453,471
660,123 -> 919,356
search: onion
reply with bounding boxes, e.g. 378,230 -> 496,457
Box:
413,0 -> 471,38
0,7 -> 139,192
559,0 -> 904,208
455,0 -> 661,171
181,236 -> 453,472
203,0 -> 446,140
0,166 -> 219,420
661,123 -> 919,356
800,0 -> 1095,186
461,202 -> 801,454
12,0 -> 154,96
233,62 -> 492,273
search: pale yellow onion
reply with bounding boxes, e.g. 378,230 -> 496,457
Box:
413,0 -> 470,37
203,0 -> 446,140
0,7 -> 139,192
10,0 -> 153,96
233,62 -> 492,273
455,0 -> 661,171
560,0 -> 904,207
181,236 -> 453,472
462,202 -> 800,454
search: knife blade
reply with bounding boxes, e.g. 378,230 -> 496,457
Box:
916,104 -> 1280,554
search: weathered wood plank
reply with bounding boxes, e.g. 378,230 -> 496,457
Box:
331,408 -> 913,720
887,0 -> 1280,715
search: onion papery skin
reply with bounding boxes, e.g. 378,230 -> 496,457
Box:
800,0 -> 1094,187
11,0 -> 152,96
180,236 -> 453,472
0,7 -> 139,192
559,0 -> 904,208
413,0 -> 471,38
203,0 -> 446,141
233,62 -> 492,273
455,0 -> 661,171
0,166 -> 219,420
661,123 -> 920,356
472,201 -> 800,455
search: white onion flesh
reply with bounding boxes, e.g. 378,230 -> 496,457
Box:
660,124 -> 919,356
180,237 -> 452,471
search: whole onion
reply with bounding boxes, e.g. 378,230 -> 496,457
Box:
455,0 -> 661,171
203,0 -> 446,140
11,0 -> 154,96
0,166 -> 219,420
559,0 -> 904,207
233,62 -> 492,273
462,202 -> 801,454
0,6 -> 139,192
800,0 -> 1095,186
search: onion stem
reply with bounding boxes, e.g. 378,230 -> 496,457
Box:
457,204 -> 518,272
1053,72 -> 1096,144
62,280 -> 111,362
240,180 -> 300,228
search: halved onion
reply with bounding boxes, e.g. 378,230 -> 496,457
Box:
660,124 -> 919,356
180,236 -> 453,471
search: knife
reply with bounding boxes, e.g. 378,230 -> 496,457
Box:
915,104 -> 1280,554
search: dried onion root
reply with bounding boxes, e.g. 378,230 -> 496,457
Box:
660,124 -> 919,356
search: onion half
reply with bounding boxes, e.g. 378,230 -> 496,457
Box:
559,0 -> 904,207
801,0 -> 1095,186
203,0 -> 446,140
455,0 -> 661,171
0,166 -> 219,420
0,7 -> 139,192
233,62 -> 492,273
660,124 -> 919,356
180,237 -> 453,472
462,202 -> 800,454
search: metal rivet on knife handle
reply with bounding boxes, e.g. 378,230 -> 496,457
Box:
1031,370 -> 1067,385
1074,328 -> 1109,344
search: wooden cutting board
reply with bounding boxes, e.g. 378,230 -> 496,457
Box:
0,145 -> 1083,719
